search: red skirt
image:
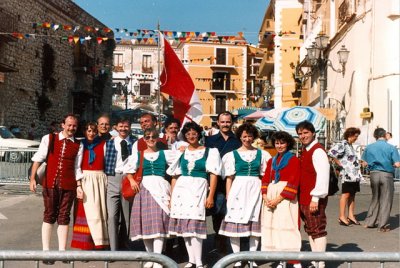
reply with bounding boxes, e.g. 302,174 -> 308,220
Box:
71,199 -> 109,250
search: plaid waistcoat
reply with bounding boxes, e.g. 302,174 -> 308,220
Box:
104,137 -> 135,176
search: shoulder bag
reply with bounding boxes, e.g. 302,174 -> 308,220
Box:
121,151 -> 144,202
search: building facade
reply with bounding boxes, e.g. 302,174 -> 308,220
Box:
0,0 -> 114,137
299,0 -> 400,145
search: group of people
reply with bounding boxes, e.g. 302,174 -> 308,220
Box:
28,111 -> 400,268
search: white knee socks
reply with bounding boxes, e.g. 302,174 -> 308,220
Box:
57,225 -> 69,251
143,239 -> 154,253
184,237 -> 195,264
191,237 -> 203,267
230,237 -> 240,253
153,238 -> 164,254
42,222 -> 53,251
249,236 -> 260,251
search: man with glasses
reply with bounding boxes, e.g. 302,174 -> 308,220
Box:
205,111 -> 241,254
104,117 -> 136,251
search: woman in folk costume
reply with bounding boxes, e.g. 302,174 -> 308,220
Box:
167,122 -> 221,268
219,123 -> 271,268
71,122 -> 109,250
124,128 -> 177,268
261,131 -> 302,268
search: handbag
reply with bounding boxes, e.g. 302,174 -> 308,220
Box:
121,151 -> 144,201
28,133 -> 54,185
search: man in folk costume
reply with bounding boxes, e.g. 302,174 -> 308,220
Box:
296,121 -> 330,268
104,117 -> 136,251
30,114 -> 83,263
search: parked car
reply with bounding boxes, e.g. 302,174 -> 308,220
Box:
131,123 -> 144,139
0,126 -> 40,162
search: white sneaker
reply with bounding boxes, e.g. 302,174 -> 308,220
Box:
153,263 -> 163,268
293,264 -> 302,268
276,262 -> 284,268
144,262 -> 153,268
234,261 -> 242,267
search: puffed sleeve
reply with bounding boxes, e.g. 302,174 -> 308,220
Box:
260,150 -> 272,176
164,150 -> 183,166
123,151 -> 139,174
222,151 -> 235,177
166,152 -> 182,176
206,148 -> 222,175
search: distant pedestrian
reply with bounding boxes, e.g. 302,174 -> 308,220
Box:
328,127 -> 363,226
30,114 -> 83,264
28,123 -> 36,140
361,128 -> 400,232
296,121 -> 330,268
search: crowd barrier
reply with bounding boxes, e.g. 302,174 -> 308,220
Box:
0,251 -> 398,268
0,148 -> 35,184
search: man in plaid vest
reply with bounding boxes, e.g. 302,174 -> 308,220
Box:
104,117 -> 136,251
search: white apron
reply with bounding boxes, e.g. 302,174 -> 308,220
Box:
225,175 -> 262,224
141,175 -> 171,215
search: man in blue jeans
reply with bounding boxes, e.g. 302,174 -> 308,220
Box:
362,128 -> 400,232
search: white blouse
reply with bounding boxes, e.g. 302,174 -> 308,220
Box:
123,150 -> 179,174
167,147 -> 222,177
222,149 -> 271,177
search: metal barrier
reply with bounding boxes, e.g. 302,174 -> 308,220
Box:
0,148 -> 36,184
213,252 -> 400,268
0,250 -> 179,268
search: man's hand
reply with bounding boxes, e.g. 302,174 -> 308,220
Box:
310,201 -> 319,213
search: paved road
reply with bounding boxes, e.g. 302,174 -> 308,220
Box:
0,182 -> 399,268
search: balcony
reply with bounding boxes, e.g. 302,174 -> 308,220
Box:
257,50 -> 274,78
338,0 -> 356,29
113,65 -> 124,72
0,8 -> 18,42
259,19 -> 275,48
142,66 -> 153,73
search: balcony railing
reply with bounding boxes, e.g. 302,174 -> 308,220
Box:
142,67 -> 153,73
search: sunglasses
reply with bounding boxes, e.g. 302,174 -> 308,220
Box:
144,135 -> 158,140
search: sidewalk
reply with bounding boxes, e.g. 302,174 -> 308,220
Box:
0,182 -> 399,267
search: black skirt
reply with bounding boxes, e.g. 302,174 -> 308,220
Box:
341,181 -> 360,194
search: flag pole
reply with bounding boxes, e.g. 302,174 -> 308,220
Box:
157,21 -> 162,128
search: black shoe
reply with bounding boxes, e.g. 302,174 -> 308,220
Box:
42,261 -> 55,265
338,218 -> 351,226
347,218 -> 361,225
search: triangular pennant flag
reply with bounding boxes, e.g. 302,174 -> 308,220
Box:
68,36 -> 74,43
73,36 -> 79,43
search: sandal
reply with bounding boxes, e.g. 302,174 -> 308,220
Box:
347,218 -> 361,225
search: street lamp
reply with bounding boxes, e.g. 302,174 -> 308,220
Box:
117,76 -> 131,110
305,33 -> 349,147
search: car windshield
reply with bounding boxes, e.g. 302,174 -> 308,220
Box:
0,127 -> 15,139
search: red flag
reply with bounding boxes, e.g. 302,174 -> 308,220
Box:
160,34 -> 202,125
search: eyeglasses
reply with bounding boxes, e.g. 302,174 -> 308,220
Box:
144,135 -> 158,140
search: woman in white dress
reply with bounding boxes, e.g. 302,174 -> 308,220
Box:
124,128 -> 177,268
167,122 -> 222,268
219,123 -> 271,267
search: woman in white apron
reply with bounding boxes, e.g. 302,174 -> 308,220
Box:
124,128 -> 177,268
167,122 -> 221,268
261,131 -> 302,268
219,123 -> 271,267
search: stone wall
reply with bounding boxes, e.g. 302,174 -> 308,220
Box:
0,0 -> 114,138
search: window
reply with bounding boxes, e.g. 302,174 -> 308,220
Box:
139,83 -> 151,96
142,55 -> 152,73
215,95 -> 227,115
114,54 -> 123,66
212,72 -> 231,90
216,48 -> 227,65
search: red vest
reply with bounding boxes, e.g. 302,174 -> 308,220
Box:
81,140 -> 106,171
44,134 -> 81,190
298,142 -> 325,205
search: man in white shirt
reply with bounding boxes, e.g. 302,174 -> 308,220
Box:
30,114 -> 83,264
296,121 -> 330,268
104,117 -> 136,251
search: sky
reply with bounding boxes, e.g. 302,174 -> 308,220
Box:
73,0 -> 269,45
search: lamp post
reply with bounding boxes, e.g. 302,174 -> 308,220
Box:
305,33 -> 350,147
117,76 -> 131,110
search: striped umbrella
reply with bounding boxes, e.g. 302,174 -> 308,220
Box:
273,106 -> 326,136
255,116 -> 276,131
